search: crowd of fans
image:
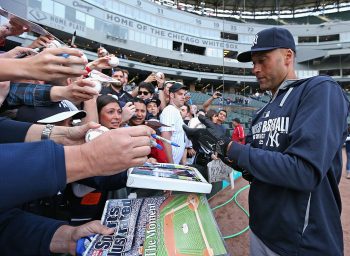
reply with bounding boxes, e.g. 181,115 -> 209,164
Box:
0,15 -> 245,255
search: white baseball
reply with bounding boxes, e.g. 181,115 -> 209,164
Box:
85,126 -> 109,142
100,48 -> 108,56
84,78 -> 102,93
156,72 -> 164,79
70,53 -> 88,70
108,57 -> 119,67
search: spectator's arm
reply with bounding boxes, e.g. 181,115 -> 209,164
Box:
0,48 -> 87,82
203,91 -> 220,112
0,46 -> 34,59
85,55 -> 115,71
82,96 -> 99,125
0,209 -> 65,255
158,89 -> 167,111
130,86 -> 138,98
50,220 -> 113,255
121,102 -> 136,125
5,82 -> 52,108
50,79 -> 98,105
161,131 -> 174,163
26,35 -> 53,49
180,148 -> 187,165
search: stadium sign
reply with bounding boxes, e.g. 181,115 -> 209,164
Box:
73,1 -> 93,12
27,8 -> 86,34
105,13 -> 238,50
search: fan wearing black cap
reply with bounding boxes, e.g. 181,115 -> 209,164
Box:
184,27 -> 347,255
145,97 -> 161,119
159,82 -> 187,164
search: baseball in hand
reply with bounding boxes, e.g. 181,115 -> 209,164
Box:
108,57 -> 119,67
156,72 -> 164,79
84,78 -> 102,93
85,126 -> 109,142
100,47 -> 108,57
69,53 -> 88,70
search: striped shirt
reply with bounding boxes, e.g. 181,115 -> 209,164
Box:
160,104 -> 186,164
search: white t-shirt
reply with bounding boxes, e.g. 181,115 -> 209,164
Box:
160,104 -> 186,164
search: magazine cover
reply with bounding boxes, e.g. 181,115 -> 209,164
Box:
83,194 -> 229,256
127,163 -> 212,194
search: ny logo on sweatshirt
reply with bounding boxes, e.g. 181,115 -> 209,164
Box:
266,130 -> 280,147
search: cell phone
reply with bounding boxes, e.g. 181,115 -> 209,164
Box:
216,92 -> 222,97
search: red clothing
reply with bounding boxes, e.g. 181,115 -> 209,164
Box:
231,124 -> 245,144
149,139 -> 168,163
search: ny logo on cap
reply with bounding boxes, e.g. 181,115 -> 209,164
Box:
252,34 -> 259,46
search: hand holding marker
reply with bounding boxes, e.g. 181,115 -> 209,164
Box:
151,134 -> 180,147
71,30 -> 76,47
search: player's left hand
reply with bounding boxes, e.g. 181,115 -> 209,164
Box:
183,116 -> 255,182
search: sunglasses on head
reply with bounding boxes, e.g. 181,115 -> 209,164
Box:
138,91 -> 150,95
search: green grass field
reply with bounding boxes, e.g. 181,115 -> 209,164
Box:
148,194 -> 227,256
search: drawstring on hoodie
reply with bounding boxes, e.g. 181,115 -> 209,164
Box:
279,87 -> 294,107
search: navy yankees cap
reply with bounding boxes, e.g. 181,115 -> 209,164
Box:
237,27 -> 296,63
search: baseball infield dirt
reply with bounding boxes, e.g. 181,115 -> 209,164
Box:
209,171 -> 350,256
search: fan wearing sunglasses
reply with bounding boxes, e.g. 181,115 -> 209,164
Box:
137,82 -> 155,100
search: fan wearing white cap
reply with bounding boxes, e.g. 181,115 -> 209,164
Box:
16,100 -> 86,126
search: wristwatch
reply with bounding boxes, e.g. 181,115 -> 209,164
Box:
41,124 -> 55,140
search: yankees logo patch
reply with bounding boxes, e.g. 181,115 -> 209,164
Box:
253,34 -> 258,46
266,130 -> 280,147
